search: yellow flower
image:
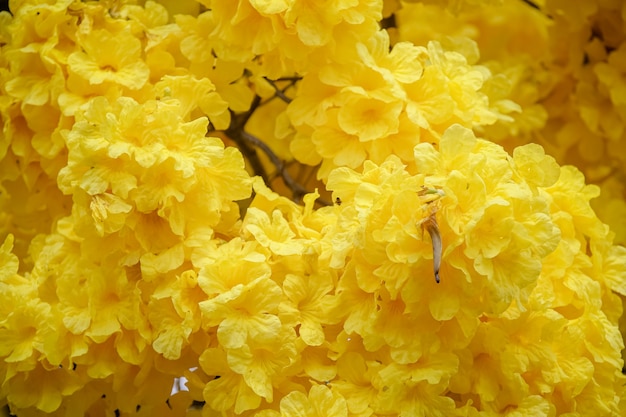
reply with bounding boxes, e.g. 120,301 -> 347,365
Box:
375,353 -> 459,416
68,28 -> 150,89
122,0 -> 170,29
331,351 -> 379,417
0,299 -> 50,363
322,127 -> 578,390
311,110 -> 367,170
2,1 -> 626,416
512,143 -> 561,188
4,52 -> 66,107
200,275 -> 282,349
155,75 -> 230,129
394,0 -> 549,138
288,30 -> 505,181
177,10 -> 216,63
58,96 -> 251,244
0,1 -> 77,270
280,272 -> 337,346
149,294 -> 197,360
1,360 -> 83,413
337,95 -> 403,142
243,208 -> 307,256
208,0 -> 382,76
199,347 -> 263,413
196,238 -> 272,293
0,235 -> 37,312
226,325 -> 297,403
84,263 -> 145,343
279,385 -> 348,417
404,62 -> 457,128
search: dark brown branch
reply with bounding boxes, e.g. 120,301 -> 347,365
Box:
224,96 -> 269,182
520,0 -> 540,11
240,130 -> 330,206
263,77 -> 294,104
241,131 -> 302,199
274,76 -> 303,82
222,90 -> 329,206
238,95 -> 262,128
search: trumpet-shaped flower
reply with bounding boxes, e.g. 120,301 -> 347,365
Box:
279,385 -> 348,417
200,276 -> 282,349
280,272 -> 337,347
68,29 -> 149,90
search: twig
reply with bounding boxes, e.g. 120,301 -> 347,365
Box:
274,76 -> 303,82
223,91 -> 329,206
240,131 -> 330,206
380,14 -> 396,30
520,0 -> 540,12
263,77 -> 295,104
224,96 -> 269,182
241,130 -> 330,205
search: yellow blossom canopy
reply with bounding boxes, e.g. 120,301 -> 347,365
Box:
0,0 -> 625,416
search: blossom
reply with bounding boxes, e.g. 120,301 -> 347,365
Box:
393,0 -> 626,244
199,347 -> 263,413
279,385 -> 348,417
0,1 -> 76,268
280,272 -> 337,347
57,96 -> 251,245
226,325 -> 297,403
154,75 -> 231,129
1,0 -> 626,416
149,270 -> 203,360
243,208 -> 307,256
68,28 -> 150,89
1,360 -> 84,413
207,0 -> 382,76
0,298 -> 50,363
338,95 -> 403,142
200,275 -> 282,350
288,30 -> 506,180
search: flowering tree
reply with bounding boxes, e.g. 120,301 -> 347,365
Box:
1,0 -> 626,416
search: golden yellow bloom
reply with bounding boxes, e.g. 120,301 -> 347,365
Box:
1,0 -> 625,416
281,272 -> 337,347
208,0 -> 382,76
279,384 -> 348,417
288,30 -> 507,180
58,96 -> 250,245
68,29 -> 150,89
392,0 -> 626,245
155,75 -> 230,129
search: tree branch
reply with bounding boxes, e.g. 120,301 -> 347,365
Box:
221,93 -> 329,206
520,0 -> 541,12
240,130 -> 329,205
224,96 -> 269,183
263,77 -> 294,104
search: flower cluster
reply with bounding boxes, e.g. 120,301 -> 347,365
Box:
0,0 -> 625,416
0,76 -> 251,417
391,0 -> 626,244
539,0 -> 626,246
317,126 -> 625,415
0,0 -> 248,269
207,0 -> 382,78
287,29 -> 513,180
